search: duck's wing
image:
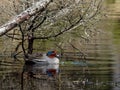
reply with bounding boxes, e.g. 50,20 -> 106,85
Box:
25,58 -> 48,65
33,58 -> 46,62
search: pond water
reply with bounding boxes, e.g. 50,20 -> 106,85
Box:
0,49 -> 119,90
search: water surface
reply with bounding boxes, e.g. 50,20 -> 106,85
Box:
0,54 -> 118,90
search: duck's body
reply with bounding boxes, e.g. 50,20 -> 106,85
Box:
25,51 -> 59,65
30,54 -> 59,64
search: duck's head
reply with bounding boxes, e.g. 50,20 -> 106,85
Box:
46,50 -> 57,58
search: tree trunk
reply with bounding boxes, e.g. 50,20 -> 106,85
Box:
27,36 -> 34,54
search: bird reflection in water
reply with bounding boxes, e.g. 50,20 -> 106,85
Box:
21,64 -> 60,90
22,63 -> 60,79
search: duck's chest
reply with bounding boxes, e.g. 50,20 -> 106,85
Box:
47,57 -> 59,64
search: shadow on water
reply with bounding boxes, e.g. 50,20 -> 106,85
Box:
0,56 -> 119,90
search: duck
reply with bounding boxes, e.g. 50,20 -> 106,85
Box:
25,50 -> 59,65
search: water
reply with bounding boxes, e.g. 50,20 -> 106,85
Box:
0,35 -> 119,89
0,26 -> 119,90
0,52 -> 118,90
107,1 -> 120,90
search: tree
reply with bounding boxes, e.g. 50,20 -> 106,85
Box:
0,0 -> 104,60
0,0 -> 52,36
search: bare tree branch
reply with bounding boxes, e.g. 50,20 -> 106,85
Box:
0,0 -> 52,36
33,15 -> 83,39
